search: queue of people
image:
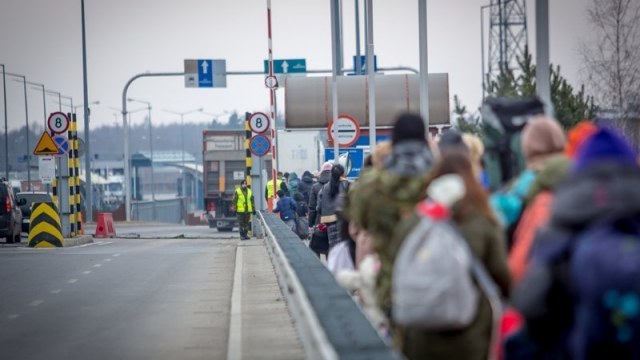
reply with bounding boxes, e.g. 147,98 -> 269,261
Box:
265,108 -> 639,360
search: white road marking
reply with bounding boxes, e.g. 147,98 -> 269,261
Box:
50,289 -> 62,294
98,241 -> 113,246
8,314 -> 19,320
227,246 -> 244,360
104,258 -> 112,262
93,264 -> 102,268
29,300 -> 44,307
113,253 -> 120,257
83,270 -> 92,275
68,279 -> 78,284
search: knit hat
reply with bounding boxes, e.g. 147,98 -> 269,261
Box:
321,161 -> 333,172
392,113 -> 426,145
574,127 -> 638,172
565,121 -> 598,158
521,116 -> 566,162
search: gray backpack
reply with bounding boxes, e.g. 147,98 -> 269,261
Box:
392,216 -> 501,331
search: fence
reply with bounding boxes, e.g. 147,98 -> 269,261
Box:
131,198 -> 186,224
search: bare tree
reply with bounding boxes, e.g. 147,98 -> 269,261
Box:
581,0 -> 640,119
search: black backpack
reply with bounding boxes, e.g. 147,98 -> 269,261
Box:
481,97 -> 546,191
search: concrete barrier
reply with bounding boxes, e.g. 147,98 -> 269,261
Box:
257,211 -> 401,360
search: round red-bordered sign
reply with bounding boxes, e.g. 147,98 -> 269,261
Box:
249,134 -> 271,157
48,112 -> 70,135
249,112 -> 270,134
328,114 -> 361,148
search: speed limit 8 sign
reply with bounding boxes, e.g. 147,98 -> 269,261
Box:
249,112 -> 270,134
48,112 -> 70,135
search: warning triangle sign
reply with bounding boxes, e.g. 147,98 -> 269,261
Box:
33,131 -> 59,155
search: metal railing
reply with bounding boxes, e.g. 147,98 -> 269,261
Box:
257,211 -> 400,360
131,198 -> 185,224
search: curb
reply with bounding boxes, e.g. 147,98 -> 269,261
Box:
63,235 -> 94,247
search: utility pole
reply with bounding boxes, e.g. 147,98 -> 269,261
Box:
1,64 -> 9,180
418,0 -> 429,129
81,0 -> 93,222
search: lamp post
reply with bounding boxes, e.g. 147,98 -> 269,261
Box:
73,100 -> 99,113
163,107 -> 202,211
7,73 -> 32,190
44,90 -> 62,112
1,64 -> 8,180
128,98 -> 156,221
26,82 -> 47,129
481,4 -> 492,101
80,0 -> 93,222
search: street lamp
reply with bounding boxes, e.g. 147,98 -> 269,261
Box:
7,73 -> 32,190
163,107 -> 203,211
128,97 -> 156,221
73,100 -> 99,113
26,82 -> 47,129
44,90 -> 63,112
481,4 -> 492,101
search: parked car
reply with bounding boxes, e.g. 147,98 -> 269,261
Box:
0,179 -> 23,243
16,192 -> 53,233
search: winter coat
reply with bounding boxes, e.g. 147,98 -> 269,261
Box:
512,162 -> 640,356
395,211 -> 511,360
348,141 -> 433,316
287,172 -> 300,198
509,154 -> 571,284
309,170 -> 331,226
318,179 -> 350,223
273,195 -> 297,221
298,171 -> 314,204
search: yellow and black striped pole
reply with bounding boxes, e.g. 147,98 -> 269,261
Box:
67,113 -> 76,237
72,114 -> 83,235
245,115 -> 252,186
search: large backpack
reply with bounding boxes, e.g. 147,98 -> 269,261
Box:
481,97 -> 545,191
392,203 -> 502,331
569,218 -> 640,359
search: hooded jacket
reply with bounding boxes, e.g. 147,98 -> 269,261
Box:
309,170 -> 331,226
297,171 -> 314,204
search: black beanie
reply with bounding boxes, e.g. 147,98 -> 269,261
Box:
392,113 -> 426,145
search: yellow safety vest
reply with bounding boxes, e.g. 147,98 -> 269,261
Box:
235,188 -> 253,213
266,179 -> 283,199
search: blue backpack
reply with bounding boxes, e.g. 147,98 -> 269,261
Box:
570,218 -> 640,359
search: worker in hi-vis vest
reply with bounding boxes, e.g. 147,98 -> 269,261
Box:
232,180 -> 255,240
265,171 -> 286,212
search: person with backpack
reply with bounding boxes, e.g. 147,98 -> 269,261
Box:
297,170 -> 314,204
392,150 -> 511,360
347,113 -> 434,321
273,190 -> 297,231
317,164 -> 352,274
510,127 -> 640,359
293,192 -> 309,239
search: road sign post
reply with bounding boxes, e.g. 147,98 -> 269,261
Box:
184,59 -> 227,88
48,112 -> 70,135
249,112 -> 270,134
262,59 -> 307,74
249,135 -> 271,157
328,115 -> 361,148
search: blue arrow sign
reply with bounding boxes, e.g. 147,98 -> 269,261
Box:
352,55 -> 378,75
198,59 -> 213,87
263,59 -> 307,74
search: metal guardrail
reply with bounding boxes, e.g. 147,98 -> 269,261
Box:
257,211 -> 401,360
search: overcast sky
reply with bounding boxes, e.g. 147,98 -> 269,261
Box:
0,0 -> 591,132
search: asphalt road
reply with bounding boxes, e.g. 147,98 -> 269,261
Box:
0,237 -> 238,360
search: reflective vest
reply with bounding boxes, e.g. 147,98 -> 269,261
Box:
235,187 -> 253,213
266,179 -> 283,199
